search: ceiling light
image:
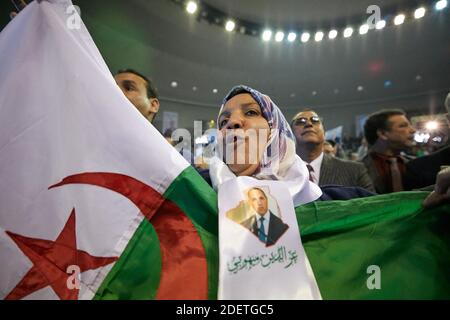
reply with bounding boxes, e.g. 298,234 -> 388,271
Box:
186,1 -> 198,14
315,31 -> 324,42
436,0 -> 447,10
359,24 -> 369,35
212,89 -> 218,94
343,27 -> 353,38
262,29 -> 272,41
425,121 -> 439,130
275,31 -> 285,42
394,14 -> 405,25
287,32 -> 297,42
357,86 -> 364,91
225,20 -> 235,32
171,81 -> 178,88
414,7 -> 426,19
328,30 -> 338,39
375,20 -> 386,30
301,32 -> 310,43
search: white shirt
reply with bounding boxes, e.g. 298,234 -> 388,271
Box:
308,152 -> 324,184
256,210 -> 271,236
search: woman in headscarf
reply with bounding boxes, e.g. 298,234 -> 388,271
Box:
194,85 -> 450,301
198,85 -> 374,202
199,85 -> 375,299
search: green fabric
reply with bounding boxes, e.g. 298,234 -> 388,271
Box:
93,167 -> 219,300
94,166 -> 450,300
298,192 -> 450,299
93,218 -> 161,300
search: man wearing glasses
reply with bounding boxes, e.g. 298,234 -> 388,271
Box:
291,110 -> 374,192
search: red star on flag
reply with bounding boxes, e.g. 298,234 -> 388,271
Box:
5,209 -> 118,300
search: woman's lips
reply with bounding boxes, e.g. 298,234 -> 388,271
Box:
301,130 -> 316,136
225,133 -> 246,146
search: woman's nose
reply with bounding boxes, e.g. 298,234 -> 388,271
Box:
226,113 -> 244,129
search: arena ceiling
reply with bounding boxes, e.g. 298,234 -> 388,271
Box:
1,0 -> 449,110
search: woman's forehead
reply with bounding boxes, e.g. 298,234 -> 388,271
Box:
222,93 -> 260,111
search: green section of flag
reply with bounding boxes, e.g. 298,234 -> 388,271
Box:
93,166 -> 450,300
93,167 -> 219,300
93,218 -> 161,300
297,192 -> 450,299
163,167 -> 219,300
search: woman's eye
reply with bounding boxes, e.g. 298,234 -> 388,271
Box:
219,119 -> 228,128
245,110 -> 258,116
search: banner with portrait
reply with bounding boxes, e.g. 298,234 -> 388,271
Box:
217,176 -> 321,300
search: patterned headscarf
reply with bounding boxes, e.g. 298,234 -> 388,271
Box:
210,85 -> 322,206
219,85 -> 296,179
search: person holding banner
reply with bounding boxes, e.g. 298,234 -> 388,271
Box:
198,86 -> 375,201
200,85 -> 380,299
206,85 -> 324,299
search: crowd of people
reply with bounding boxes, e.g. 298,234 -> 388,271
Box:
7,2 -> 449,208
113,69 -> 449,208
3,1 -> 449,301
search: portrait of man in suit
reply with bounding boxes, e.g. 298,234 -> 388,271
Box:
240,187 -> 289,247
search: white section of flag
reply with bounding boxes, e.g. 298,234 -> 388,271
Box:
0,0 -> 188,299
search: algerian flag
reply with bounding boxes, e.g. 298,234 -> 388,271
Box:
1,0 -> 450,301
0,0 -> 217,300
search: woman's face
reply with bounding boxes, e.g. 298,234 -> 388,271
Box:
218,93 -> 270,176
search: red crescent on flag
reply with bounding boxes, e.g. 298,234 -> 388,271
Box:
49,172 -> 208,300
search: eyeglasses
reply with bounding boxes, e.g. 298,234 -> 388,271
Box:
292,116 -> 321,126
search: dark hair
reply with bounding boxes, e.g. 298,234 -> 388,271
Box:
163,128 -> 174,138
115,69 -> 159,99
364,109 -> 406,146
247,187 -> 267,200
325,140 -> 336,147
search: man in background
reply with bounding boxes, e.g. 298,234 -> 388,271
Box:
362,109 -> 416,193
114,69 -> 160,124
292,109 -> 374,192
